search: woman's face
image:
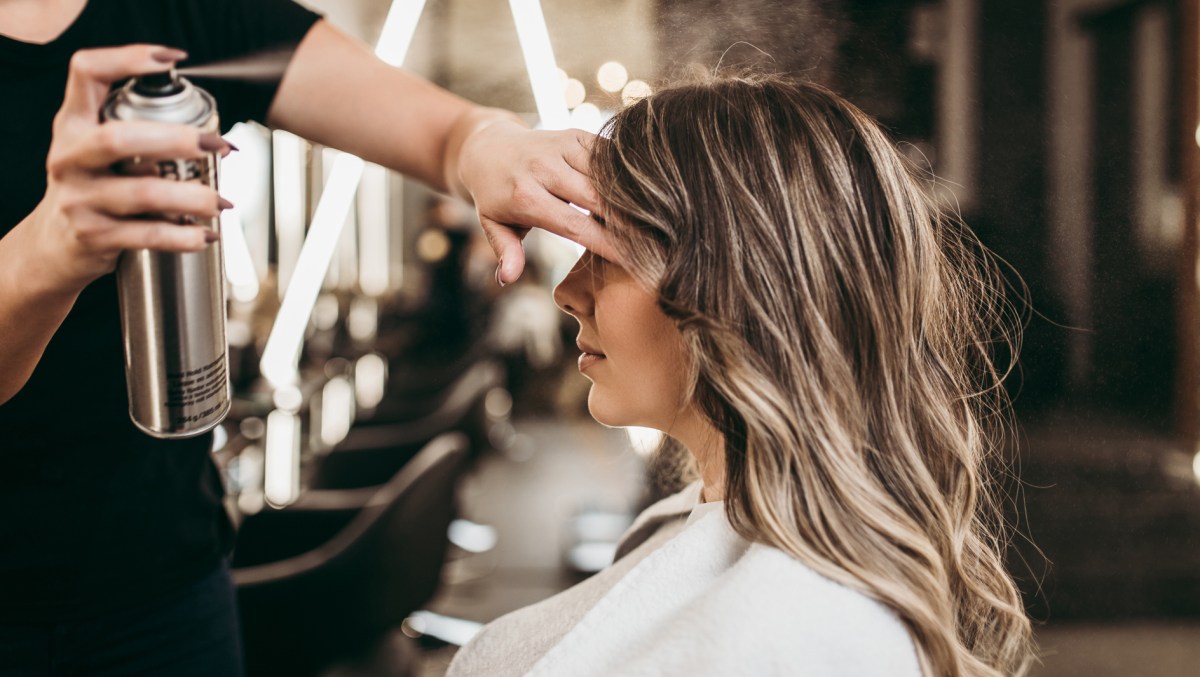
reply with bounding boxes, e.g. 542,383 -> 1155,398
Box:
553,251 -> 691,431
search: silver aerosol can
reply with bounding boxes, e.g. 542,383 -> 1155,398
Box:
101,70 -> 230,439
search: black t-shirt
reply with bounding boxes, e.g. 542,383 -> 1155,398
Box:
0,0 -> 319,621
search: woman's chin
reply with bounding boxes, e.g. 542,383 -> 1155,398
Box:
586,390 -> 640,429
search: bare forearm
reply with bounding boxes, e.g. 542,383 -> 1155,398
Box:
0,210 -> 81,405
267,20 -> 520,196
267,19 -> 610,282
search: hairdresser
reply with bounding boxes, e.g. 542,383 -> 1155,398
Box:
0,0 -> 604,673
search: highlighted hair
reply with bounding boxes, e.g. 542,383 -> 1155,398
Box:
592,74 -> 1034,676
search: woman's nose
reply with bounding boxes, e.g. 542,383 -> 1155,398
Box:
553,254 -> 594,318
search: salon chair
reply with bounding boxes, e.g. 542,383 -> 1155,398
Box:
310,361 -> 505,562
233,433 -> 469,677
375,342 -> 494,411
350,359 -> 505,455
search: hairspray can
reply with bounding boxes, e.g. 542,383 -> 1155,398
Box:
101,70 -> 230,439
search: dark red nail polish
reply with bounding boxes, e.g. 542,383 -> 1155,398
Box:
204,230 -> 220,243
224,140 -> 240,152
151,47 -> 189,64
218,197 -> 234,211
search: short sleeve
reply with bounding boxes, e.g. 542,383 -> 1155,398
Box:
171,0 -> 323,132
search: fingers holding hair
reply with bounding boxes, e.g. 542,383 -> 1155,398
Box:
518,189 -> 619,261
550,129 -> 602,215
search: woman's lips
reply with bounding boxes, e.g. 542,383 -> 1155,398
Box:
576,338 -> 605,372
578,352 -> 606,372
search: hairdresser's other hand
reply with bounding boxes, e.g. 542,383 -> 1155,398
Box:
457,119 -> 613,284
24,44 -> 230,295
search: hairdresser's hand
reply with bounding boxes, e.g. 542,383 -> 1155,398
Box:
25,44 -> 231,295
457,119 -> 613,284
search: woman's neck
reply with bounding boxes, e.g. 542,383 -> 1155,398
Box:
0,0 -> 88,44
669,410 -> 726,502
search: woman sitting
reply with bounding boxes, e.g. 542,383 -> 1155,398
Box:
449,73 -> 1035,677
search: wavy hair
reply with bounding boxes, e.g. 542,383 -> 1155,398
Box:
590,74 -> 1034,676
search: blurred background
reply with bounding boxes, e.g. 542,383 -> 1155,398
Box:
208,0 -> 1200,675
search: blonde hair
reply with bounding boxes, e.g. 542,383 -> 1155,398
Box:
591,74 -> 1035,676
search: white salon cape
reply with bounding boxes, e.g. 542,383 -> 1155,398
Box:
447,482 -> 922,677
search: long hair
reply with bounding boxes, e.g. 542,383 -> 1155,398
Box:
590,74 -> 1034,676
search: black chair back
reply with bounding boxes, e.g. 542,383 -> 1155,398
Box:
234,432 -> 469,677
311,361 -> 502,490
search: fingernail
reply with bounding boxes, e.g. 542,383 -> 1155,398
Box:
224,140 -> 240,152
218,197 -> 234,211
495,261 -> 506,287
198,132 -> 229,153
151,47 -> 189,64
204,230 -> 221,243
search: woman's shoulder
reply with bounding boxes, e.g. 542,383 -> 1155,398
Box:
740,543 -> 911,628
704,540 -> 923,674
599,512 -> 923,676
591,487 -> 921,675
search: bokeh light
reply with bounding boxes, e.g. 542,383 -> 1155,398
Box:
569,102 -> 604,133
596,61 -> 629,93
621,79 -> 653,106
564,78 -> 587,109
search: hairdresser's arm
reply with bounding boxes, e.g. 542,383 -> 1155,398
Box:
267,19 -> 609,283
0,45 -> 224,405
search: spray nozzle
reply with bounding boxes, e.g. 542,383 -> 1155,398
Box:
133,70 -> 185,97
